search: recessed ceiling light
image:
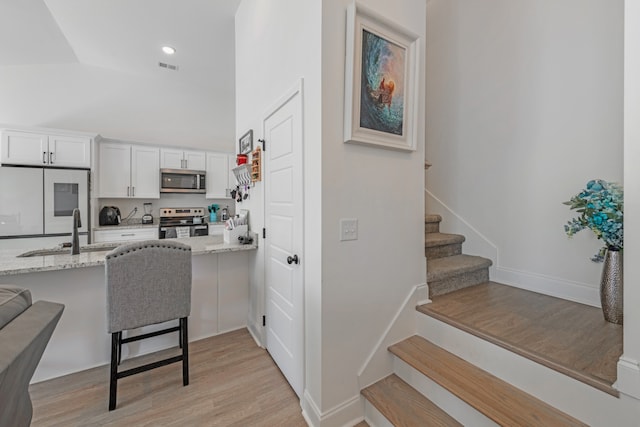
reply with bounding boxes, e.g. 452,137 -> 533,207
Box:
162,46 -> 176,55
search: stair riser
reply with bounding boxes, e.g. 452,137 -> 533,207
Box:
393,358 -> 497,427
425,223 -> 440,234
414,314 -> 630,427
364,401 -> 394,427
429,269 -> 489,298
426,243 -> 462,259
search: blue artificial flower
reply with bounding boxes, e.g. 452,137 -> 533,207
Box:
564,179 -> 623,262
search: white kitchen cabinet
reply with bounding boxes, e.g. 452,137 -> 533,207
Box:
131,145 -> 161,198
160,148 -> 205,170
98,142 -> 159,198
205,152 -> 233,199
93,227 -> 158,243
1,130 -> 91,168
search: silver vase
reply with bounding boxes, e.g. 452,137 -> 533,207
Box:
600,248 -> 623,324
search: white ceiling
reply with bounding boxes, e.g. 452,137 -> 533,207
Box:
0,0 -> 241,90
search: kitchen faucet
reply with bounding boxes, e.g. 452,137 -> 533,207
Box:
71,208 -> 81,255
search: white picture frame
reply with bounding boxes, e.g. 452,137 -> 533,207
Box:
344,2 -> 419,151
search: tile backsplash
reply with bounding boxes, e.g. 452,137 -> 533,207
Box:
96,194 -> 234,224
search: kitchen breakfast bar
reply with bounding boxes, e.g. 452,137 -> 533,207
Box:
0,235 -> 257,383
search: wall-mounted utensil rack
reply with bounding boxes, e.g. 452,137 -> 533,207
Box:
232,164 -> 252,186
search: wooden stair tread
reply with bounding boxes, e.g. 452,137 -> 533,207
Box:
425,232 -> 465,247
362,374 -> 462,427
418,282 -> 621,396
389,336 -> 587,427
427,254 -> 492,282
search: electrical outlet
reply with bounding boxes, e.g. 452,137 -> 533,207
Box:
340,218 -> 358,241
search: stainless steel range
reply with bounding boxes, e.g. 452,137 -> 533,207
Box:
158,207 -> 208,239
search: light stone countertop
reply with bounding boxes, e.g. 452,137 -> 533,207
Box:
0,235 -> 257,276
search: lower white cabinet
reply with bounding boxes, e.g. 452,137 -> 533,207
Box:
93,228 -> 158,243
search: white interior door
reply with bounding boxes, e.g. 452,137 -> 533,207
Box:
264,82 -> 304,397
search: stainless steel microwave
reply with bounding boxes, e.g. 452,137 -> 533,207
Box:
160,169 -> 206,193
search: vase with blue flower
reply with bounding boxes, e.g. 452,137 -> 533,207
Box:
564,179 -> 623,324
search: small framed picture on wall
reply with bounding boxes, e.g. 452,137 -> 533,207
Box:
239,130 -> 253,155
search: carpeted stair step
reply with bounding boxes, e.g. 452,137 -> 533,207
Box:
427,254 -> 492,297
389,336 -> 587,426
361,374 -> 462,427
425,214 -> 442,234
425,232 -> 465,259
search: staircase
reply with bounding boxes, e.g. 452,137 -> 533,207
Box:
425,214 -> 492,297
358,215 -> 625,426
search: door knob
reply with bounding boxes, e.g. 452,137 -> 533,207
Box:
287,254 -> 299,265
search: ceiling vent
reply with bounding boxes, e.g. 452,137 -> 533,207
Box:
158,62 -> 179,71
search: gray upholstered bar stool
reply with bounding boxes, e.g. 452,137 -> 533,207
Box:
105,240 -> 192,411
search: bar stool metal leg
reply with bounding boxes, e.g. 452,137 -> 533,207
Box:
181,317 -> 189,386
109,332 -> 120,411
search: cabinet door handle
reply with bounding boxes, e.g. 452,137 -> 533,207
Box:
127,186 -> 130,197
132,186 -> 135,197
121,233 -> 135,237
49,151 -> 54,164
43,151 -> 47,164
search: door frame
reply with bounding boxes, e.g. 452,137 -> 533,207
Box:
262,78 -> 305,395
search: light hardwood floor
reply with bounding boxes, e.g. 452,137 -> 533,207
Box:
29,329 -> 308,427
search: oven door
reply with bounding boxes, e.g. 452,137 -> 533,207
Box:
159,224 -> 208,239
160,169 -> 206,193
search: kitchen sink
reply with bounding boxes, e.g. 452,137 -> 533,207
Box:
17,245 -> 119,258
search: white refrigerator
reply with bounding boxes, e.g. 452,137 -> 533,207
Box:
0,166 -> 89,239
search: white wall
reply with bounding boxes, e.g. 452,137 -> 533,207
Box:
234,0 -> 323,416
236,1 -> 425,425
0,63 -> 234,151
319,0 -> 426,423
425,0 -> 623,306
618,0 -> 640,400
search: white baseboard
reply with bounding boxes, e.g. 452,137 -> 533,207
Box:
357,283 -> 427,390
301,282 -> 428,427
617,356 -> 640,400
493,266 -> 599,308
302,390 -> 363,427
247,319 -> 264,348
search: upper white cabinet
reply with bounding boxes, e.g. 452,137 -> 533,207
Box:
206,152 -> 233,199
98,142 -> 159,198
160,148 -> 206,171
1,130 -> 91,168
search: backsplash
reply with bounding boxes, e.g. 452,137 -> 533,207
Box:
96,194 -> 235,224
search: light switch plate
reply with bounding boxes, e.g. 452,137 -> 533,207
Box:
340,218 -> 358,241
